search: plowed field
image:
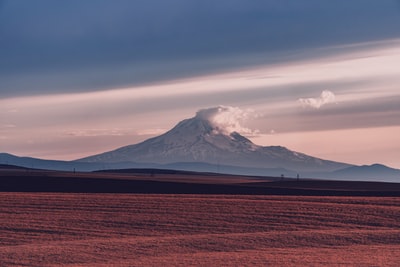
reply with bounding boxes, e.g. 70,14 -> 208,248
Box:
1,193 -> 399,266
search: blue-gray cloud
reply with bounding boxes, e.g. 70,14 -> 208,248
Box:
1,0 -> 400,97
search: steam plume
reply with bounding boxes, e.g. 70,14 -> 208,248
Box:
195,106 -> 259,136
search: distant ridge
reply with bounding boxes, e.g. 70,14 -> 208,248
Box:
1,152 -> 399,182
95,168 -> 219,176
331,164 -> 400,181
0,152 -> 296,177
0,164 -> 31,170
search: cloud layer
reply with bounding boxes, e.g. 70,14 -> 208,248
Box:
1,0 -> 400,97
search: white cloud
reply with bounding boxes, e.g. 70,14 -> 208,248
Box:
298,90 -> 336,109
195,105 -> 260,136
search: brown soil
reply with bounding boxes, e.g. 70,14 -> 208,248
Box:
1,193 -> 399,266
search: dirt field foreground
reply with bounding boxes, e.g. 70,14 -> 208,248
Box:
1,193 -> 400,266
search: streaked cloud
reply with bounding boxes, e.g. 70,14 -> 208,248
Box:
1,1 -> 400,97
1,124 -> 16,129
2,40 -> 400,139
135,128 -> 167,136
64,128 -> 132,137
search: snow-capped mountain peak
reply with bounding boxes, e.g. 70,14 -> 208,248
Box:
77,112 -> 349,172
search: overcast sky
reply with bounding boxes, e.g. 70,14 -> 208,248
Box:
1,0 -> 400,168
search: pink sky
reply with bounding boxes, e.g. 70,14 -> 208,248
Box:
1,40 -> 400,168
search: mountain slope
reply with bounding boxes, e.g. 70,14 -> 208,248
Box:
77,115 -> 350,172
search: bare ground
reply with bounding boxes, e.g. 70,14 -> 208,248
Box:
0,193 -> 399,266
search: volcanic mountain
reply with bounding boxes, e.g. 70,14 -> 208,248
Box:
78,113 -> 350,173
